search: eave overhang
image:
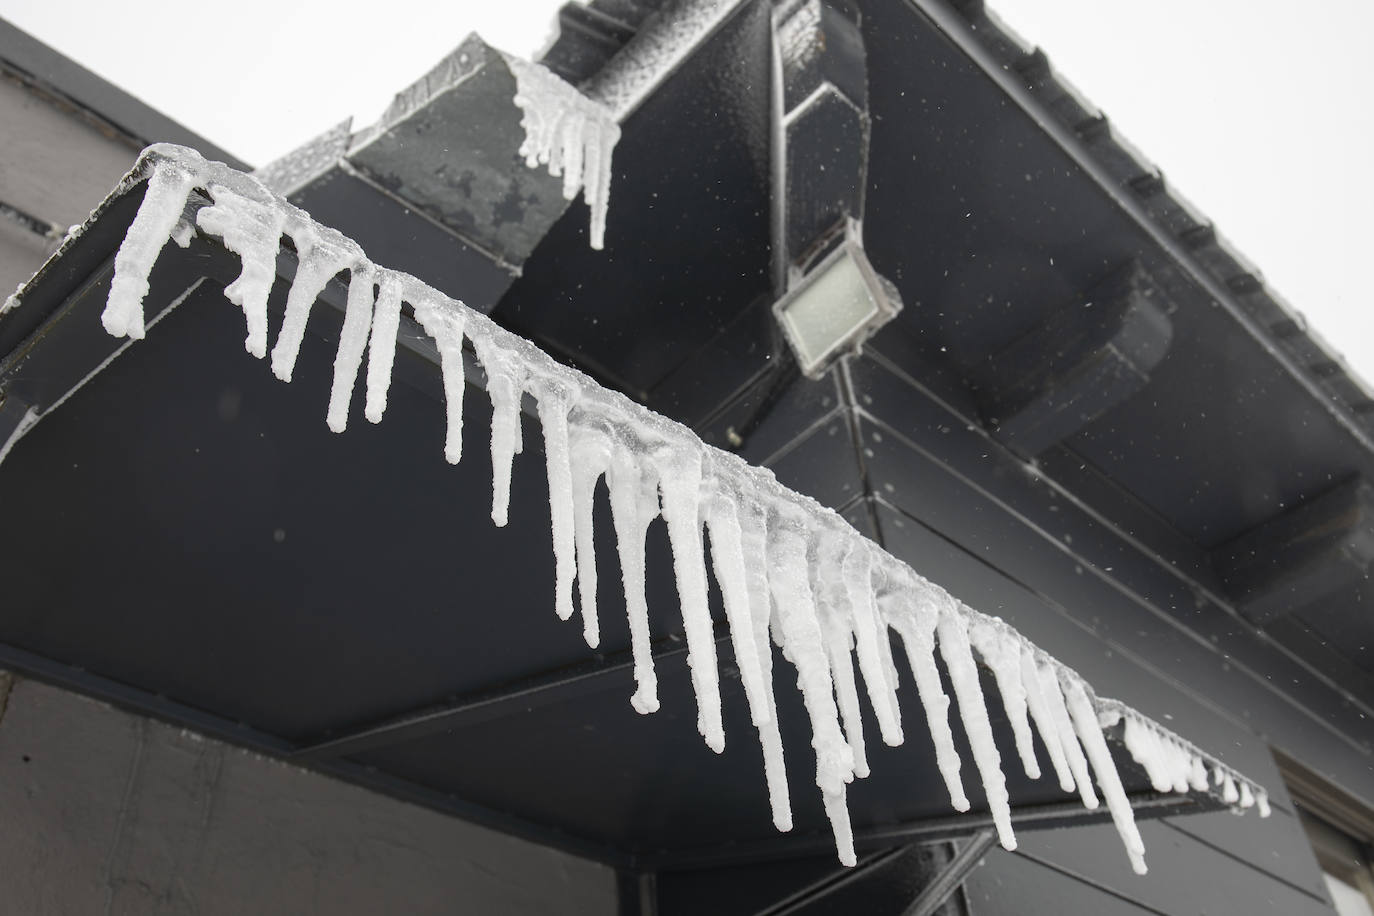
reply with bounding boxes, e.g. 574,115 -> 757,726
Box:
0,143 -> 1267,872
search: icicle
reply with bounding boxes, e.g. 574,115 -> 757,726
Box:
817,593 -> 870,780
739,498 -> 793,832
768,525 -> 855,865
1239,781 -> 1255,809
969,619 -> 1039,781
938,602 -> 1014,849
809,533 -> 869,777
702,477 -> 769,726
409,295 -> 467,464
887,591 -> 969,812
472,333 -> 526,527
1166,739 -> 1192,795
1037,659 -> 1098,810
607,438 -> 661,713
325,264 -> 378,433
364,273 -> 404,423
103,159 -> 197,340
842,543 -> 903,747
1021,647 -> 1076,793
586,119 -> 620,250
559,114 -> 585,202
1063,676 -> 1147,875
271,225 -> 356,383
506,55 -> 621,250
1188,755 -> 1209,792
1146,728 -> 1171,790
533,380 -> 577,621
657,448 -> 724,753
1221,773 -> 1239,804
569,421 -> 613,648
195,184 -> 286,358
1124,716 -> 1171,793
1256,788 -> 1272,818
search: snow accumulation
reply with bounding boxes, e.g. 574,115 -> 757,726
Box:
505,57 -> 620,251
97,145 -> 1269,872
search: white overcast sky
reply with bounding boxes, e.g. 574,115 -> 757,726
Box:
2,0 -> 1371,384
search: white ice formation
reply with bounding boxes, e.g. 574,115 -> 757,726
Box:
505,57 -> 620,251
97,145 -> 1269,873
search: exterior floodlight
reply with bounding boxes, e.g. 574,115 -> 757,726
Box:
772,240 -> 903,378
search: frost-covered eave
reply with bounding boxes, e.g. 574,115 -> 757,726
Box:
14,144 -> 1271,874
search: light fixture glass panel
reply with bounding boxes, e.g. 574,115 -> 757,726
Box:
773,242 -> 900,377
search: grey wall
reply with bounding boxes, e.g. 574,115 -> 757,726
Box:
0,674 -> 616,915
0,68 -> 140,298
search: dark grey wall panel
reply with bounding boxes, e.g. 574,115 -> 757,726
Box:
1014,820 -> 1333,916
963,850 -> 1155,916
0,678 -> 616,914
1161,810 -> 1328,902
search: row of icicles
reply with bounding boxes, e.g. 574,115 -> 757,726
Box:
95,145 -> 1269,872
505,55 -> 620,251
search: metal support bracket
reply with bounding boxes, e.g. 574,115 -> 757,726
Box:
901,829 -> 997,916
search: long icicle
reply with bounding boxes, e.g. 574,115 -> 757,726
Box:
703,480 -> 769,727
271,225 -> 356,384
364,272 -> 404,424
532,379 -> 577,622
472,334 -> 526,528
196,184 -> 286,359
1037,658 -> 1098,810
569,420 -> 613,648
1063,676 -> 1147,875
739,497 -> 793,832
887,594 -> 969,812
326,264 -> 377,433
657,448 -> 725,753
843,543 -> 903,747
410,293 -> 467,464
969,619 -> 1040,781
1021,647 -> 1076,793
820,605 -> 870,779
938,602 -> 1014,850
103,160 -> 197,339
812,539 -> 870,780
607,439 -> 661,712
768,525 -> 855,866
